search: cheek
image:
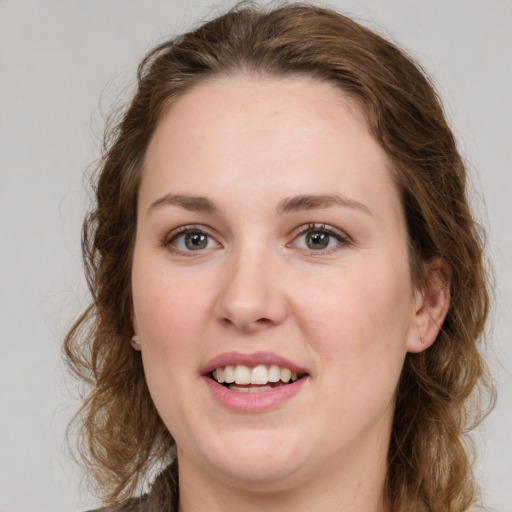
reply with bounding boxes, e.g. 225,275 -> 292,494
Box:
133,260 -> 210,336
296,258 -> 413,381
131,263 -> 210,393
132,267 -> 209,426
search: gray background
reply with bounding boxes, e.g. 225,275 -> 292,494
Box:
0,1 -> 510,511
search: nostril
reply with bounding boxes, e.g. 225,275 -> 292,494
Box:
255,317 -> 272,325
220,317 -> 233,327
214,271 -> 288,330
219,315 -> 275,331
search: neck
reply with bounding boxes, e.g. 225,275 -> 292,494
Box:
177,433 -> 390,512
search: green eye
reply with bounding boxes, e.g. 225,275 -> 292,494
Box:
291,224 -> 350,254
166,227 -> 219,254
185,232 -> 209,250
305,231 -> 330,250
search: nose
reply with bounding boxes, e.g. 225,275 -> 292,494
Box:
214,249 -> 288,332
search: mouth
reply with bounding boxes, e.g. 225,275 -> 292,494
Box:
203,352 -> 309,411
210,364 -> 306,393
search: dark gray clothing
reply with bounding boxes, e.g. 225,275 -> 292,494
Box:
87,461 -> 178,512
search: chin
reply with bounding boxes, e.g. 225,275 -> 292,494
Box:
195,428 -> 309,490
212,458 -> 305,492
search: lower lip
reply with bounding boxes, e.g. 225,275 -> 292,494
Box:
203,376 -> 308,412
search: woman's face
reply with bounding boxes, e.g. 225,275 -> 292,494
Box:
132,75 -> 426,491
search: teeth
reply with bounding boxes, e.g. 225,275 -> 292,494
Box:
234,365 -> 251,385
251,365 -> 269,385
224,365 -> 235,383
212,364 -> 301,385
268,365 -> 281,382
280,368 -> 292,383
230,385 -> 273,393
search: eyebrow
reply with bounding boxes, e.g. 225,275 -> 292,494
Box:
147,193 -> 372,216
147,194 -> 217,215
276,194 -> 372,216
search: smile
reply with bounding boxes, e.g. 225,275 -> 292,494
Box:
211,364 -> 302,392
202,352 -> 309,409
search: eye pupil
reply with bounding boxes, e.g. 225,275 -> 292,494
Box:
185,232 -> 208,250
306,231 -> 329,250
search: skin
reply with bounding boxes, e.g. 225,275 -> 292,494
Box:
131,75 -> 449,512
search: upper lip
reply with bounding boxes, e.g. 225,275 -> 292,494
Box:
202,351 -> 308,376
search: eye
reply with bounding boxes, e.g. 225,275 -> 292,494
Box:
290,224 -> 350,254
165,226 -> 220,254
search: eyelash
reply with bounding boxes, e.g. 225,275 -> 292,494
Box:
163,225 -> 221,256
288,223 -> 352,255
163,223 -> 351,256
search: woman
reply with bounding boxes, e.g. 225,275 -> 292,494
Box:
65,3 -> 493,511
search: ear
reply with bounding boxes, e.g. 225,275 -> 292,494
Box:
131,313 -> 142,351
407,258 -> 451,354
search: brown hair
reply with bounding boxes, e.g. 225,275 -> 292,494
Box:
64,3 -> 493,510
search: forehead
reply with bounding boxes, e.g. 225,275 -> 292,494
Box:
152,74 -> 371,153
141,74 -> 402,225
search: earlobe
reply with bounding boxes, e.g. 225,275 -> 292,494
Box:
131,314 -> 142,351
131,334 -> 142,351
407,258 -> 451,354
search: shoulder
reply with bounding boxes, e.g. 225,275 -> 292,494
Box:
84,461 -> 178,512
